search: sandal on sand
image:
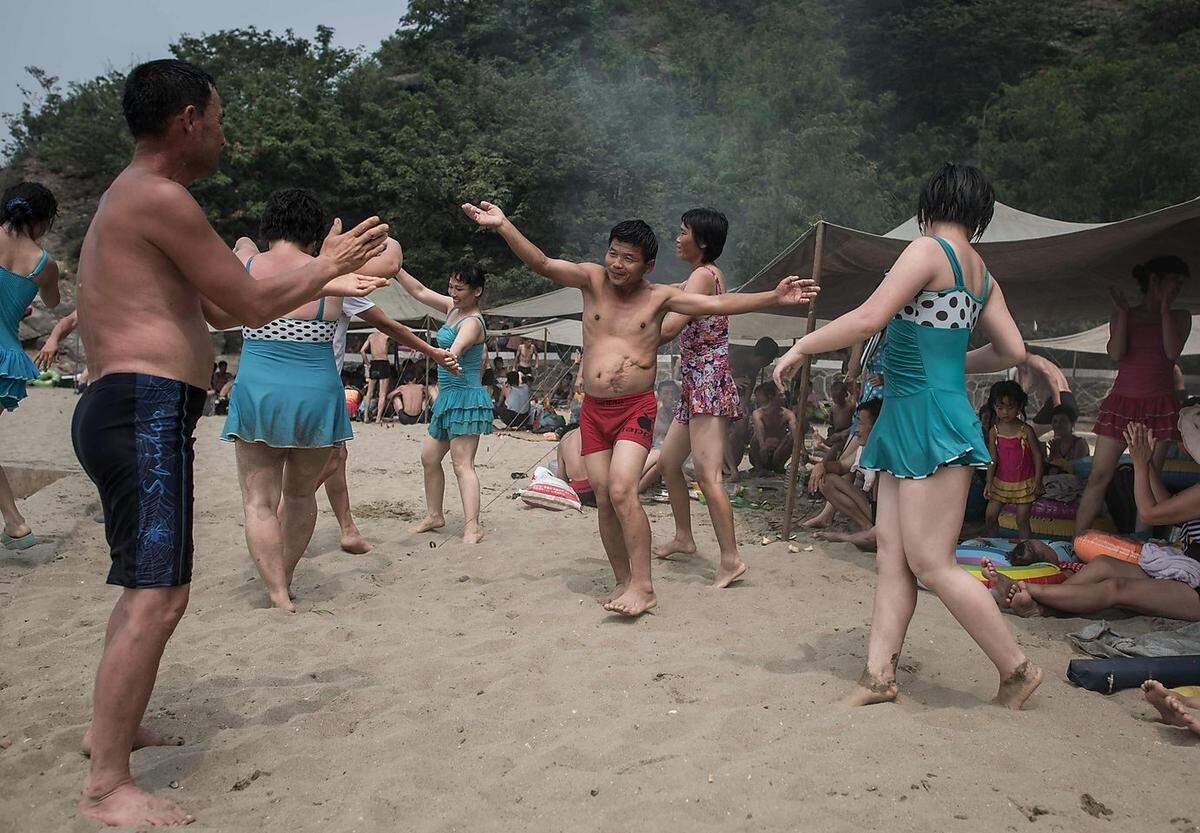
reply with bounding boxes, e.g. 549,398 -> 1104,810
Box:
2,530 -> 37,550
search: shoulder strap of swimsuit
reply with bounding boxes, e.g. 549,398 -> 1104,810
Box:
315,297 -> 326,320
27,250 -> 49,279
930,237 -> 964,290
244,256 -> 254,270
980,269 -> 991,303
706,264 -> 722,294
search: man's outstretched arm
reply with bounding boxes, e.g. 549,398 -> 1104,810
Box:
663,276 -> 818,316
462,201 -> 589,288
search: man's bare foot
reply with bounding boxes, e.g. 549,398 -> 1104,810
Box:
268,589 -> 296,613
1142,680 -> 1200,735
4,520 -> 31,539
79,781 -> 195,827
654,537 -> 697,559
83,724 -> 183,757
713,561 -> 748,588
411,515 -> 445,534
596,583 -> 627,605
603,587 -> 657,617
462,523 -> 484,545
992,659 -> 1043,710
340,529 -> 372,554
845,668 -> 898,706
801,511 -> 830,530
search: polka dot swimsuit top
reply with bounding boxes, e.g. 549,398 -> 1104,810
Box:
240,256 -> 337,343
892,237 -> 989,331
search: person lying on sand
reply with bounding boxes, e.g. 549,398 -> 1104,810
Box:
983,420 -> 1200,622
1143,680 -> 1200,737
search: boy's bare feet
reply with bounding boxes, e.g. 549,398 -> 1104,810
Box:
1142,680 -> 1200,735
339,528 -> 372,554
604,587 -> 657,617
713,561 -> 748,588
992,659 -> 1043,710
79,781 -> 195,827
845,668 -> 898,706
654,537 -> 696,559
83,724 -> 183,757
411,514 -> 445,534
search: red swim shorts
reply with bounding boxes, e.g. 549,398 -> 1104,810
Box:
579,390 -> 657,456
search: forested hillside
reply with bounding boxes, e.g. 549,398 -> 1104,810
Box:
3,0 -> 1198,304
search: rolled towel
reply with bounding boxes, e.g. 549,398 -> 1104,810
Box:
1139,542 -> 1200,589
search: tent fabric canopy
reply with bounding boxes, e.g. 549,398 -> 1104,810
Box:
1028,314 -> 1200,356
488,286 -> 584,319
736,198 -> 1200,324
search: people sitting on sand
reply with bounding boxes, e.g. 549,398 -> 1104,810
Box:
388,366 -> 428,425
1045,403 -> 1090,474
725,378 -> 754,481
748,383 -> 795,474
828,379 -> 855,436
1142,680 -> 1200,738
495,370 -> 531,429
805,399 -> 883,551
984,380 -> 1044,539
210,359 -> 234,394
638,379 -> 681,494
985,420 -> 1200,622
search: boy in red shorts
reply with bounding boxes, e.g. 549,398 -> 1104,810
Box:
463,200 -> 817,616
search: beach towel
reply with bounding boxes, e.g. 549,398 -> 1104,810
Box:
1139,542 -> 1200,589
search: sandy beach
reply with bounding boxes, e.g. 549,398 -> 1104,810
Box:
1,387 -> 1198,833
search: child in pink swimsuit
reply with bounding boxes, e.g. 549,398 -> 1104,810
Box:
984,380 -> 1044,538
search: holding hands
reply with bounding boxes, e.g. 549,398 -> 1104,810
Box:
432,348 -> 462,375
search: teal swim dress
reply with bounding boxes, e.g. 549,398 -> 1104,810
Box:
428,313 -> 493,441
0,251 -> 47,411
221,258 -> 352,448
859,237 -> 992,479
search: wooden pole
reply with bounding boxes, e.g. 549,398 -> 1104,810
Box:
782,222 -> 825,540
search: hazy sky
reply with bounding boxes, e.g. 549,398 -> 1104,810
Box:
2,0 -> 409,147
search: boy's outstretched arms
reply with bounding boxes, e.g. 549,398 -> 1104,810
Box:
462,201 -> 590,289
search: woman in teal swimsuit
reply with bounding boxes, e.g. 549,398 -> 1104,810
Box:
0,183 -> 61,550
394,261 -> 493,544
775,164 -> 1042,710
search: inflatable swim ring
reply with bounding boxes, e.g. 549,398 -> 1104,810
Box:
1073,531 -> 1142,564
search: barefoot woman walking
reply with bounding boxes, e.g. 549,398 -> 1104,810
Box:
655,208 -> 747,587
775,164 -> 1042,709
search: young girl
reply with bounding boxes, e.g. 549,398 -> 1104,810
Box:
983,380 -> 1043,538
0,182 -> 61,550
775,163 -> 1042,710
395,261 -> 493,544
1075,256 -> 1191,533
654,208 -> 748,588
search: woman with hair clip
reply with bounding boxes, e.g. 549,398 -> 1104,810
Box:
655,208 -> 748,588
395,260 -> 494,544
0,182 -> 61,550
1074,255 -> 1192,534
775,164 -> 1042,710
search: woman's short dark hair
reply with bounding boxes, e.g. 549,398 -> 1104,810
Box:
1133,255 -> 1190,294
681,207 -> 729,263
260,188 -> 326,249
917,163 -> 995,241
0,182 -> 57,235
857,397 -> 883,421
450,261 -> 486,290
122,59 -> 217,139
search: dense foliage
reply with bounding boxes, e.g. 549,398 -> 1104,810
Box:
3,0 -> 1198,306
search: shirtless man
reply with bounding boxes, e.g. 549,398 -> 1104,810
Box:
749,383 -> 795,473
1014,350 -> 1073,432
515,336 -> 539,379
463,200 -> 816,615
71,59 -> 389,827
390,366 -> 430,424
362,329 -> 395,424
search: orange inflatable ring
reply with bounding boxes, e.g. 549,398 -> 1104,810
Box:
1072,531 -> 1142,564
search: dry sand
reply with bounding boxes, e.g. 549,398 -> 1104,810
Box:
2,388 -> 1198,833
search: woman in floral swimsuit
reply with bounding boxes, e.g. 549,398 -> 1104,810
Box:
655,208 -> 747,588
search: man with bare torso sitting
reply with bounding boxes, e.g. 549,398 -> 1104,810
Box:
462,200 -> 816,616
70,59 -> 388,827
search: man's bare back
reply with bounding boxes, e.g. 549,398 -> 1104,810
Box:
398,381 -> 424,415
78,170 -> 220,389
365,330 -> 390,361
